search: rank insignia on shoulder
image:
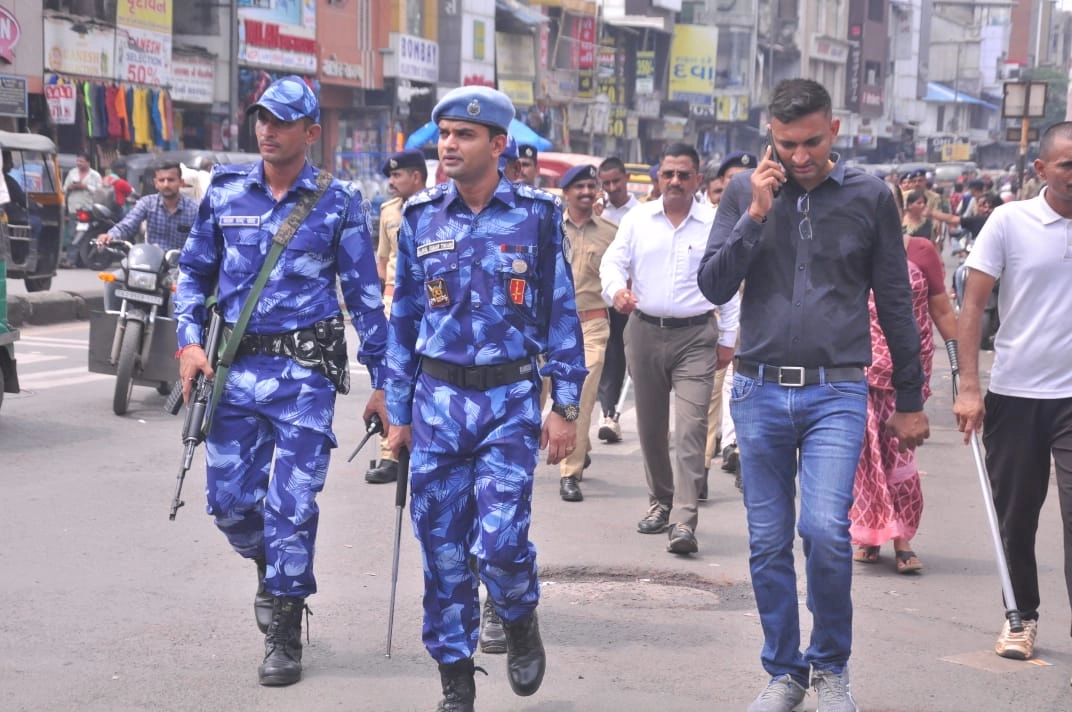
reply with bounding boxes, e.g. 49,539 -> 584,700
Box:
562,234 -> 573,265
509,278 -> 527,304
425,278 -> 451,308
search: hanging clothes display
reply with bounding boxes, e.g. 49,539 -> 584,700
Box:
132,87 -> 152,148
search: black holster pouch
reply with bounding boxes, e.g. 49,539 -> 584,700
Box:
238,316 -> 350,394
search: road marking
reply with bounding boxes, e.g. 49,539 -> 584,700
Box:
18,339 -> 89,351
14,353 -> 66,365
18,368 -> 112,390
18,335 -> 89,346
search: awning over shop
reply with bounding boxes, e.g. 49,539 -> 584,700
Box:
405,118 -> 553,152
496,0 -> 549,26
924,82 -> 1000,111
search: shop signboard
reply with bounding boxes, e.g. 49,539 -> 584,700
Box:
668,25 -> 718,106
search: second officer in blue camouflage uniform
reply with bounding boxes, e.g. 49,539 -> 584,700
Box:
385,86 -> 587,711
175,76 -> 388,687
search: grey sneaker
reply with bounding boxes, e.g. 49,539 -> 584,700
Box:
811,669 -> 859,712
748,674 -> 806,712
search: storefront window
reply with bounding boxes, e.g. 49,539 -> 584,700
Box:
406,0 -> 423,36
716,27 -> 752,90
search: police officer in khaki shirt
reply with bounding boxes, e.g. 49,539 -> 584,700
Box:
365,149 -> 428,484
559,164 -> 618,502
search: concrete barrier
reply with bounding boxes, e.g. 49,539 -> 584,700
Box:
8,290 -> 103,327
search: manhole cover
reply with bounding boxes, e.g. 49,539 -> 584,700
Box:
540,566 -> 755,611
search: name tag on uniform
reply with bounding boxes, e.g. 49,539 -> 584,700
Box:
417,239 -> 455,257
220,215 -> 261,227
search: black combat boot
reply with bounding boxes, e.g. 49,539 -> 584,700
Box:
478,598 -> 506,654
257,596 -> 307,686
436,658 -> 483,712
503,612 -> 545,697
254,557 -> 273,634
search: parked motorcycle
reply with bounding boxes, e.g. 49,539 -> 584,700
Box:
72,202 -> 120,270
952,244 -> 1000,351
88,239 -> 180,415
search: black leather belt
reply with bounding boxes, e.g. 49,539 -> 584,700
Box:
636,310 -> 711,328
421,356 -> 535,391
735,360 -> 865,387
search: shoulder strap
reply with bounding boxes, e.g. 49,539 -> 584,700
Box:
203,170 -> 333,434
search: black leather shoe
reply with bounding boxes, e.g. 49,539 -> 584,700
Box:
436,657 -> 486,712
478,598 -> 506,654
637,503 -> 670,534
721,444 -> 740,474
258,596 -> 306,686
365,459 -> 398,484
254,557 -> 273,634
667,524 -> 698,554
559,476 -> 583,502
503,612 -> 545,697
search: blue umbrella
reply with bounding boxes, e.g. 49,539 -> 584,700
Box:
404,118 -> 552,152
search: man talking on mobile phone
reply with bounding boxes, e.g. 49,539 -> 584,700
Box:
698,78 -> 927,712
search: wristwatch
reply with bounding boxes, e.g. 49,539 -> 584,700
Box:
551,402 -> 580,422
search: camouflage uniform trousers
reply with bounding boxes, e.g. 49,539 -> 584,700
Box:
409,370 -> 542,664
204,353 -> 338,598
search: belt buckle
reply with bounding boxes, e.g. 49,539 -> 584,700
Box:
658,316 -> 670,328
463,366 -> 487,390
777,366 -> 805,387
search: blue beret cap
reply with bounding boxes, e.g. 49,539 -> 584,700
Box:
381,149 -> 426,177
518,144 -> 538,161
561,164 -> 598,189
716,151 -> 758,178
433,86 -> 515,133
648,165 -> 659,181
499,136 -> 519,171
246,75 -> 319,123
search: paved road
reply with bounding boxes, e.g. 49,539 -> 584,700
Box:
3,322 -> 1069,712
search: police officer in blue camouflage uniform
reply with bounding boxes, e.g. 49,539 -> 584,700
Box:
385,86 -> 587,712
175,75 -> 388,688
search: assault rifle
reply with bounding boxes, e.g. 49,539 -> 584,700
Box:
167,306 -> 224,521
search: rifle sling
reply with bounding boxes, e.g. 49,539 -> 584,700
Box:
204,169 -> 333,435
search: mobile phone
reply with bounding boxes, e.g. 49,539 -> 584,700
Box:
767,127 -> 784,197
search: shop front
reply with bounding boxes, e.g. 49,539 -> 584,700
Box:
0,3 -> 41,133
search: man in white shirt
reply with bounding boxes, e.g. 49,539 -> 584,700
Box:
954,120 -> 1072,664
595,157 -> 640,444
601,143 -> 740,555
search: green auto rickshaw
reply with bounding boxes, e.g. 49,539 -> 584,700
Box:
0,130 -> 65,292
0,245 -> 20,411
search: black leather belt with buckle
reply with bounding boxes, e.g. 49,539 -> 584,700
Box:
421,356 -> 535,391
735,360 -> 865,387
636,310 -> 711,328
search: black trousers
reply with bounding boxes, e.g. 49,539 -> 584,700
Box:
983,392 -> 1072,626
598,308 -> 628,416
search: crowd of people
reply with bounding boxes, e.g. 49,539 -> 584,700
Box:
145,71 -> 1072,712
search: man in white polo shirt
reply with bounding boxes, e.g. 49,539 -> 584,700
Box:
954,120 -> 1072,664
600,143 -> 739,555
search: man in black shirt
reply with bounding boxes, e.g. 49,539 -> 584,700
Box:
2,151 -> 42,265
698,79 -> 928,712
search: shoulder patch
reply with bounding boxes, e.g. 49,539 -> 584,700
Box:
515,183 -> 559,205
404,186 -> 445,212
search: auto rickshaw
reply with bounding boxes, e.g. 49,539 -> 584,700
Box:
0,131 -> 64,292
0,242 -> 20,412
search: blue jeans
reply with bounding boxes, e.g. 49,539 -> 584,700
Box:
729,367 -> 867,685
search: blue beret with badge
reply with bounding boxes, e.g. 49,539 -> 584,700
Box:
518,144 -> 538,161
716,151 -> 758,178
381,149 -> 426,177
432,86 -> 516,133
246,75 -> 320,123
561,164 -> 598,190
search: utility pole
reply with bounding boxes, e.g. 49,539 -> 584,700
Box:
229,0 -> 240,151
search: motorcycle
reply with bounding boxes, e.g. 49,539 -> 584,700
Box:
952,244 -> 1000,352
72,202 -> 120,270
87,239 -> 181,415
